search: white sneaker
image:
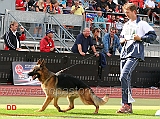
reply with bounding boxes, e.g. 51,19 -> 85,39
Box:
155,110 -> 160,116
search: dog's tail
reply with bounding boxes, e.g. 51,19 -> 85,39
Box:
90,92 -> 109,106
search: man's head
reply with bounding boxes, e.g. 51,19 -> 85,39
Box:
74,0 -> 80,6
111,15 -> 116,21
123,3 -> 137,19
83,27 -> 90,38
110,27 -> 116,37
46,29 -> 55,38
97,11 -> 102,17
10,21 -> 18,32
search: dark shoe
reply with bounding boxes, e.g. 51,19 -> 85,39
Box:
116,103 -> 133,113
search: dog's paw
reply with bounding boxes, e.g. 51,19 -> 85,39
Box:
35,109 -> 44,112
93,112 -> 98,114
58,110 -> 66,112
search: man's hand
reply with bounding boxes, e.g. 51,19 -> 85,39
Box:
120,38 -> 126,43
80,52 -> 85,56
16,48 -> 22,51
50,48 -> 54,51
107,52 -> 112,57
94,52 -> 99,57
20,26 -> 24,32
133,34 -> 141,41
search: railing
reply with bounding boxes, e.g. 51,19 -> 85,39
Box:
2,10 -> 84,52
0,14 -> 5,38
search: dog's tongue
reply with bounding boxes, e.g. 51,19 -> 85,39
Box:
32,75 -> 36,79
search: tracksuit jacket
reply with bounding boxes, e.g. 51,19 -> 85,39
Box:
3,29 -> 26,50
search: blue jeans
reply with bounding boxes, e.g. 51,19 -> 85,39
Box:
119,58 -> 139,104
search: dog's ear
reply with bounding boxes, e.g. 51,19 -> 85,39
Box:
37,59 -> 41,65
40,59 -> 45,67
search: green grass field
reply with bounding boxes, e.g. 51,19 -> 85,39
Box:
0,96 -> 160,119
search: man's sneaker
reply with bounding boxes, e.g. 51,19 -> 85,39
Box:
116,103 -> 133,113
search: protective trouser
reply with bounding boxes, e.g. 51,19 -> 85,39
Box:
119,58 -> 139,104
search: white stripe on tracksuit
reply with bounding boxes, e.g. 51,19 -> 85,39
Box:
5,31 -> 16,49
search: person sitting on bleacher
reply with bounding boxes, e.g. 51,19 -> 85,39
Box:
71,0 -> 85,19
143,0 -> 156,21
93,11 -> 106,31
40,29 -> 55,52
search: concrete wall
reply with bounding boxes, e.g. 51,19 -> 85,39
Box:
0,0 -> 15,14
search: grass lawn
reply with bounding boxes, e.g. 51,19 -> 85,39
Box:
0,96 -> 160,119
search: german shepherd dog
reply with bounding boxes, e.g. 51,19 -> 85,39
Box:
28,59 -> 109,114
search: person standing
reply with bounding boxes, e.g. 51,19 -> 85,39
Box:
3,21 -> 26,51
71,27 -> 98,56
117,3 -> 157,113
40,29 -> 55,52
103,27 -> 122,57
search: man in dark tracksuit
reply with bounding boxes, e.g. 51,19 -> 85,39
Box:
3,21 -> 26,50
117,3 -> 157,113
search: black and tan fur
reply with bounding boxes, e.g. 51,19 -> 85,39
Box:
28,59 -> 109,113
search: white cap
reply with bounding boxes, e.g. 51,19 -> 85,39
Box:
155,110 -> 160,116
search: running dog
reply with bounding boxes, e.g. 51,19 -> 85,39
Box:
28,59 -> 109,113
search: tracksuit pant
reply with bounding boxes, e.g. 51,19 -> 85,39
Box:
120,58 -> 139,104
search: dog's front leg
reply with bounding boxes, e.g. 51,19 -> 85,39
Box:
53,97 -> 64,112
38,96 -> 53,112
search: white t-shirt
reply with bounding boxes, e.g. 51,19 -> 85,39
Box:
12,31 -> 20,48
144,0 -> 155,9
121,19 -> 154,43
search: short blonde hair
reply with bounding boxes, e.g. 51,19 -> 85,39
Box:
10,21 -> 18,28
123,3 -> 137,12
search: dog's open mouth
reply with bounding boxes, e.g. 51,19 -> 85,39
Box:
32,74 -> 38,80
28,72 -> 40,80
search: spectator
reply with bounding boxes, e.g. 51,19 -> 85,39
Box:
15,0 -> 26,11
40,29 -> 55,52
71,0 -> 85,19
96,0 -> 108,12
3,21 -> 26,51
46,0 -> 53,13
63,1 -> 72,14
52,0 -> 62,14
81,0 -> 89,10
93,11 -> 106,31
57,0 -> 66,9
71,27 -> 98,56
115,4 -> 120,13
33,0 -> 46,37
115,15 -> 123,36
104,4 -> 113,12
123,16 -> 129,23
143,0 -> 156,21
102,27 -> 121,57
28,0 -> 36,11
107,14 -> 116,27
107,0 -> 117,12
89,28 -> 104,54
117,3 -> 156,113
24,0 -> 36,11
